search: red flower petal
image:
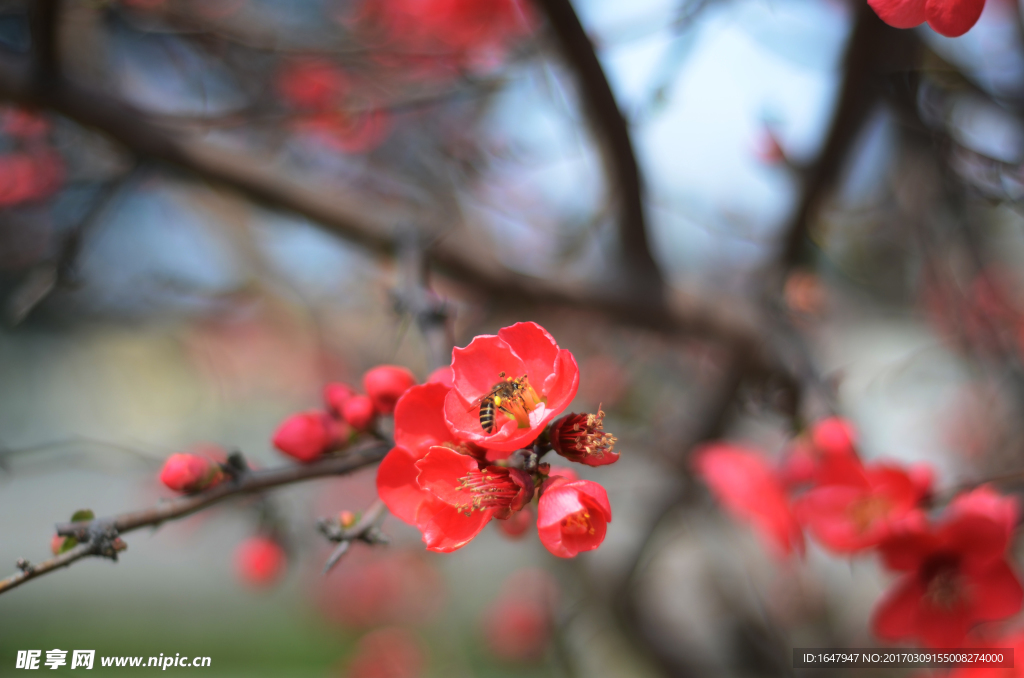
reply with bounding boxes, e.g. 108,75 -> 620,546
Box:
376,446 -> 432,525
872,574 -> 925,640
925,0 -> 985,37
868,0 -> 927,28
415,498 -> 492,552
694,443 -> 804,557
394,382 -> 457,457
967,561 -> 1024,622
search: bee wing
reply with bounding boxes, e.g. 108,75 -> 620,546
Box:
465,393 -> 488,412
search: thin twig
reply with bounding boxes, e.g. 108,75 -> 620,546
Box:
0,442 -> 389,596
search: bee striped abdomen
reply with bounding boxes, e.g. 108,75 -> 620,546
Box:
479,397 -> 497,433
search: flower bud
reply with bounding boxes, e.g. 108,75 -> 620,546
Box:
426,365 -> 453,388
159,453 -> 223,493
324,382 -> 357,417
339,510 -> 357,529
363,365 -> 417,414
811,417 -> 857,458
549,410 -> 618,466
273,411 -> 334,462
235,536 -> 286,588
495,506 -> 533,539
342,394 -> 377,431
50,534 -> 66,555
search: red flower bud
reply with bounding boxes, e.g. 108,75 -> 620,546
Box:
50,534 -> 65,555
343,395 -> 378,431
159,453 -> 223,493
235,536 -> 286,588
537,478 -> 612,558
346,627 -> 423,678
364,365 -> 417,414
324,382 -> 358,416
483,570 -> 555,662
339,510 -> 357,529
427,365 -> 453,388
272,411 -> 339,462
495,505 -> 533,539
549,409 -> 618,466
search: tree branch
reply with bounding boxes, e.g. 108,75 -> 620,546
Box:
0,442 -> 389,595
532,0 -> 665,300
0,55 -> 777,377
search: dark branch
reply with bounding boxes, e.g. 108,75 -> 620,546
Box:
29,0 -> 61,85
0,56 -> 777,378
533,0 -> 665,299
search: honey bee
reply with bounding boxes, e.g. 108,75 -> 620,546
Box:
472,372 -> 532,434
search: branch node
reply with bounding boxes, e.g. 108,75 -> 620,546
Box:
15,558 -> 33,573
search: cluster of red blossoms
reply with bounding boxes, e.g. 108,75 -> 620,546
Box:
695,418 -> 1023,648
377,322 -> 618,557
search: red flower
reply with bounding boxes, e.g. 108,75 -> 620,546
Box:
159,453 -> 223,493
343,395 -> 378,432
549,409 -> 619,466
868,0 -> 984,37
444,322 -> 579,455
482,569 -> 557,662
794,462 -> 929,553
377,382 -> 497,552
369,0 -> 534,58
536,477 -> 611,558
364,365 -> 417,414
377,383 -> 460,525
872,487 -> 1023,647
495,505 -> 533,539
0,151 -> 64,206
345,627 -> 423,678
694,443 -> 804,557
273,411 -> 348,462
235,536 -> 286,588
414,445 -> 534,551
779,416 -> 861,488
276,59 -> 347,110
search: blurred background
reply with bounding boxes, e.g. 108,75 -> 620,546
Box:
1,0 -> 1023,675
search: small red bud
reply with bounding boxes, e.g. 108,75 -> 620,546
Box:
159,453 -> 223,493
273,411 -> 332,462
50,534 -> 65,555
324,382 -> 358,416
495,506 -> 533,539
363,365 -> 416,414
235,536 -> 286,588
426,365 -> 453,388
811,417 -> 857,458
342,395 -> 377,431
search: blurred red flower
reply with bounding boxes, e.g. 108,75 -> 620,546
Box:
364,365 -> 417,415
482,569 -> 558,662
345,627 -> 423,678
235,536 -> 286,588
794,461 -> 930,553
0,151 -> 64,207
695,443 -> 805,557
872,487 -> 1022,647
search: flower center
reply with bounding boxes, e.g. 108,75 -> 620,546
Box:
487,374 -> 543,430
922,558 -> 965,610
457,469 -> 520,511
847,495 -> 892,532
561,510 -> 595,536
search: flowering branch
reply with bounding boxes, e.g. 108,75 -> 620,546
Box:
317,500 -> 390,574
0,442 -> 389,596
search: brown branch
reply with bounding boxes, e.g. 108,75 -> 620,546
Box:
0,442 -> 389,595
777,5 -> 918,270
532,0 -> 664,300
0,55 -> 777,376
29,0 -> 61,85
